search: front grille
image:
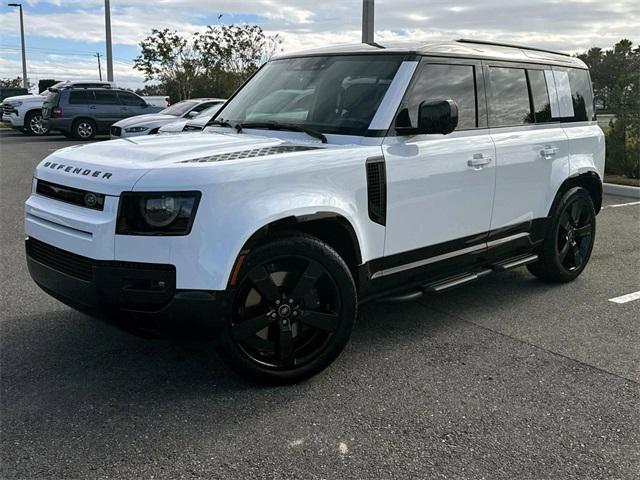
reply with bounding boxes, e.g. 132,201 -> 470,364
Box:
110,126 -> 122,136
27,238 -> 94,280
366,156 -> 387,226
181,145 -> 322,163
36,179 -> 105,211
26,238 -> 175,282
2,103 -> 17,115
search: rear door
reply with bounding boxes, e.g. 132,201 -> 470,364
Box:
486,63 -> 570,254
88,90 -> 123,131
381,58 -> 496,278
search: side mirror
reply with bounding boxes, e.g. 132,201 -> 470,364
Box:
186,110 -> 198,118
417,99 -> 458,135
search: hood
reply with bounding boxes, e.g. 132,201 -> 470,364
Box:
158,119 -> 188,133
34,132 -> 327,195
113,113 -> 178,129
3,94 -> 43,104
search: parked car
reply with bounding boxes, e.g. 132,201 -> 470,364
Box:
109,98 -> 226,139
141,95 -> 171,108
0,87 -> 28,102
158,103 -> 224,134
25,40 -> 604,384
2,81 -> 115,136
42,84 -> 163,140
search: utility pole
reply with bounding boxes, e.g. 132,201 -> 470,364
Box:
362,0 -> 375,45
95,53 -> 103,81
104,0 -> 114,81
8,3 -> 28,89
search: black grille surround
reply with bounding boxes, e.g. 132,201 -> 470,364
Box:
26,237 -> 174,282
366,155 -> 387,226
181,145 -> 323,163
36,179 -> 105,211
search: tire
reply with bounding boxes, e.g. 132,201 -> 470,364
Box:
24,111 -> 49,136
72,119 -> 96,140
219,234 -> 357,384
527,187 -> 596,282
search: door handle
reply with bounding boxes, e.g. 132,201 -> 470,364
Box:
89,105 -> 96,110
467,153 -> 492,169
539,146 -> 559,159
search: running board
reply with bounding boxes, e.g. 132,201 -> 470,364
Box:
423,269 -> 492,293
376,290 -> 424,303
491,254 -> 539,272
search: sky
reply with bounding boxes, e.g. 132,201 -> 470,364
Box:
0,0 -> 638,91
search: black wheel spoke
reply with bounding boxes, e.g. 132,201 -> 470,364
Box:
571,243 -> 583,266
558,240 -> 571,262
232,314 -> 276,341
560,211 -> 572,232
291,260 -> 324,303
570,201 -> 582,226
277,327 -> 295,367
575,224 -> 592,238
247,266 -> 280,303
300,311 -> 339,332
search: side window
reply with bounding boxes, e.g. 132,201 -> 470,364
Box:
567,69 -> 594,122
527,70 -> 552,123
118,92 -> 146,107
488,67 -> 532,127
92,90 -> 119,105
400,63 -> 477,130
68,91 -> 88,105
190,102 -> 218,114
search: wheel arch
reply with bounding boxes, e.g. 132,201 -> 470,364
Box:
550,171 -> 603,215
231,212 -> 363,288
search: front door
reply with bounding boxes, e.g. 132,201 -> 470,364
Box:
88,90 -> 123,131
380,58 -> 496,278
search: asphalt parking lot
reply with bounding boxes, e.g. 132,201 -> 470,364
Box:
1,129 -> 639,479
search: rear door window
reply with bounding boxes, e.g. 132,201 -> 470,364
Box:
526,70 -> 552,123
92,90 -> 120,105
488,67 -> 532,127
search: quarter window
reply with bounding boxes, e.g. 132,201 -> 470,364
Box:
400,63 -> 477,130
566,68 -> 594,122
488,67 -> 532,127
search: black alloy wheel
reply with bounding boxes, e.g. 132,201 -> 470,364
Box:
528,187 -> 596,282
220,234 -> 357,384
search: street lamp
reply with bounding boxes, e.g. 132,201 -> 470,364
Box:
104,0 -> 113,81
8,3 -> 28,89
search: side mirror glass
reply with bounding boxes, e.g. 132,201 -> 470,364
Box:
417,99 -> 459,135
187,110 -> 198,118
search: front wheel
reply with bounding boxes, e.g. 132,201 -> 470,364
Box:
219,234 -> 357,384
527,187 -> 596,282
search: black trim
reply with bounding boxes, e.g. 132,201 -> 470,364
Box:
365,156 -> 387,225
36,179 -> 105,211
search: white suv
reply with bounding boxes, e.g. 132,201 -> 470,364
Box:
25,40 -> 604,384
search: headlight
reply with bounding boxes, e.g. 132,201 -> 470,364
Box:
124,126 -> 149,133
9,101 -> 22,107
116,192 -> 201,236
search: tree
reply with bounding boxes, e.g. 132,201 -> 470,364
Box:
134,28 -> 204,101
0,77 -> 23,88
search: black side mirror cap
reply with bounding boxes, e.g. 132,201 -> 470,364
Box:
417,99 -> 459,135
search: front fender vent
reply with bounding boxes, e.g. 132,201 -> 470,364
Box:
181,145 -> 322,163
366,155 -> 387,226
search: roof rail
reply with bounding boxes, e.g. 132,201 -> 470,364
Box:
456,39 -> 571,57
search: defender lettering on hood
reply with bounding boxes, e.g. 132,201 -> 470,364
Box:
42,161 -> 113,179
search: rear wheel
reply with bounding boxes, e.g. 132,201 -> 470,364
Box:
220,234 -> 357,384
527,187 -> 596,282
72,119 -> 96,140
24,111 -> 49,136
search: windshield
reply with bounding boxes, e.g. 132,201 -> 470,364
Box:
215,55 -> 404,136
161,100 -> 198,117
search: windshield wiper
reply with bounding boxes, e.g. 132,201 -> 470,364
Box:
207,118 -> 234,129
234,121 -> 327,144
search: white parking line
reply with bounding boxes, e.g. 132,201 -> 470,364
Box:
609,291 -> 640,304
603,200 -> 640,209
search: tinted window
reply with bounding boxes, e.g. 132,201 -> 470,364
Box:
190,102 -> 219,114
92,90 -> 119,105
489,67 -> 532,127
68,91 -> 88,105
567,68 -> 594,122
400,63 -> 477,130
118,92 -> 145,107
527,70 -> 552,123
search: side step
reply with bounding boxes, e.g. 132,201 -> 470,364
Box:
491,254 -> 538,272
423,269 -> 492,293
376,290 -> 424,303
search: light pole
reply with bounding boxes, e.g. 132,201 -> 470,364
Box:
362,0 -> 374,45
104,0 -> 114,81
8,3 -> 28,89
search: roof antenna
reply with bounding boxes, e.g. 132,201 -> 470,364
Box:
362,0 -> 383,47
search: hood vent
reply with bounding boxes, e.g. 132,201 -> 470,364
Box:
181,145 -> 322,163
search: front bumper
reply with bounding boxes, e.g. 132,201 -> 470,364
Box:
2,113 -> 22,127
26,237 -> 232,337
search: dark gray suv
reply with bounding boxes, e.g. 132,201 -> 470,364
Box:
42,85 -> 163,140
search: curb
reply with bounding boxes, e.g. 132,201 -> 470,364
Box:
603,183 -> 640,199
